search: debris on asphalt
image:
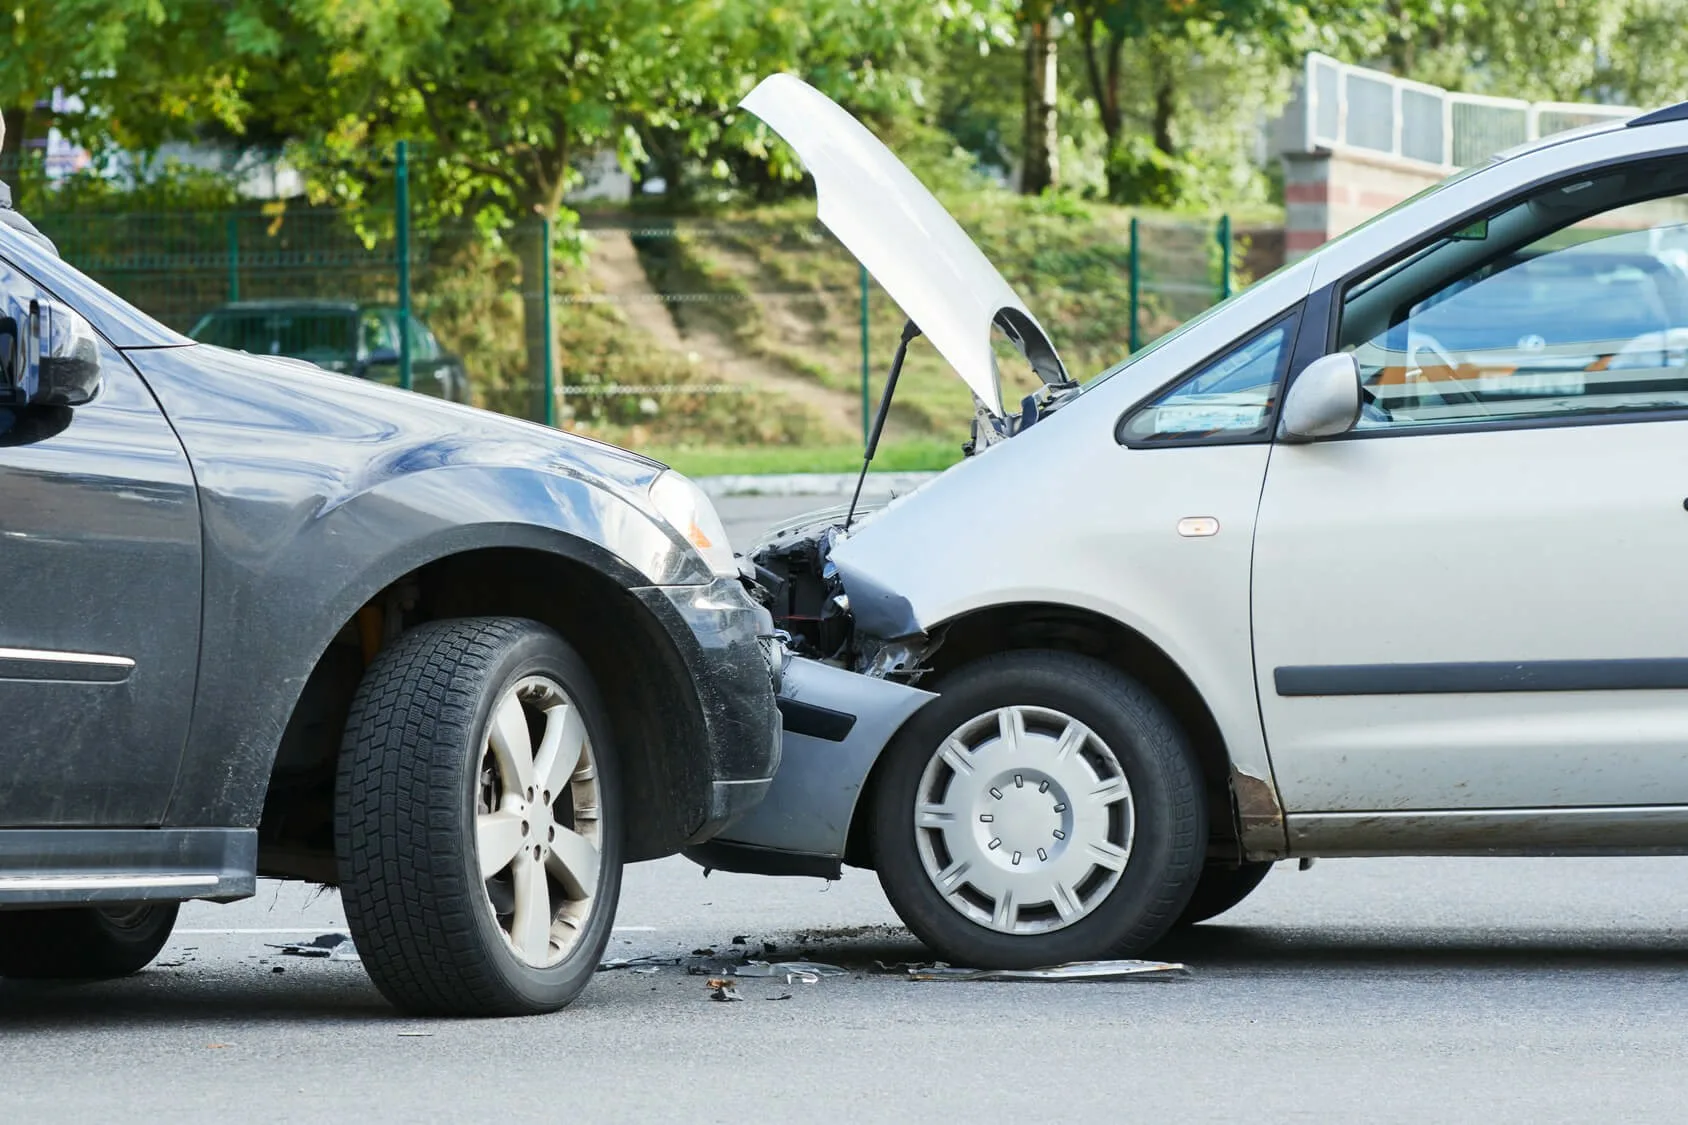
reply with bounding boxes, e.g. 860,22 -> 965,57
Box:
731,935 -> 749,945
597,954 -> 683,973
271,966 -> 285,974
397,1031 -> 433,1038
732,960 -> 847,984
767,994 -> 793,1001
706,978 -> 744,1002
691,947 -> 717,956
905,959 -> 1190,982
268,933 -> 361,962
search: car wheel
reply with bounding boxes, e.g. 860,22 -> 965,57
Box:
1174,861 -> 1273,926
336,616 -> 621,1017
871,650 -> 1205,969
0,903 -> 179,979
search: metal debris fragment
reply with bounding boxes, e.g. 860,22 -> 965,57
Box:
732,960 -> 846,984
597,954 -> 683,973
905,959 -> 1190,982
268,933 -> 360,962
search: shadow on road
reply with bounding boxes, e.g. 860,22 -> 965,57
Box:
0,970 -> 396,1028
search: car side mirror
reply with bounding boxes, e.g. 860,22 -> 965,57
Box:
1278,353 -> 1360,441
2,298 -> 101,408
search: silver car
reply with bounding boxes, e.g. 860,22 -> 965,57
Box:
688,78 -> 1688,969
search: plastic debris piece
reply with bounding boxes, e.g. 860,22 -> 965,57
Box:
731,935 -> 749,945
268,933 -> 360,962
732,960 -> 847,984
706,978 -> 743,1002
905,959 -> 1190,982
691,947 -> 717,956
767,994 -> 793,1002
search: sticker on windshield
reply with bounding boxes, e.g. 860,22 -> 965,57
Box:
1152,402 -> 1265,434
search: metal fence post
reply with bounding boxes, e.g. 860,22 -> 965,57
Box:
1217,214 -> 1233,300
1128,216 -> 1141,353
395,140 -> 413,391
226,216 -> 240,302
859,262 -> 871,449
542,216 -> 556,427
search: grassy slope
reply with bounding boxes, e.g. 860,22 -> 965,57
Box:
630,192 -> 1278,458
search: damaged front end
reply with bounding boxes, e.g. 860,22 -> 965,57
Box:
750,501 -> 933,684
684,503 -> 940,881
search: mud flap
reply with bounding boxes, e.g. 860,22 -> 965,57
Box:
683,656 -> 936,878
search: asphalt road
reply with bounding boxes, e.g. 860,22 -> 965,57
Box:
5,492 -> 1688,1122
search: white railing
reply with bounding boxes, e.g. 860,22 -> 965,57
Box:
1294,53 -> 1637,170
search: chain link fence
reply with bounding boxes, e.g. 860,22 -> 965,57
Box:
7,148 -> 1249,450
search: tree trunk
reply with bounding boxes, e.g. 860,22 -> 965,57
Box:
1020,3 -> 1059,195
1,105 -> 32,174
1081,22 -> 1129,201
1384,0 -> 1415,74
1151,68 -> 1176,157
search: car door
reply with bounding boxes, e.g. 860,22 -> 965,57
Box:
1253,159 -> 1688,840
0,256 -> 202,826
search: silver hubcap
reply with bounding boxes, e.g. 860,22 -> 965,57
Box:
474,675 -> 601,968
914,706 -> 1134,935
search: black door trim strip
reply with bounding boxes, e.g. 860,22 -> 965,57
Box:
1275,659 -> 1688,697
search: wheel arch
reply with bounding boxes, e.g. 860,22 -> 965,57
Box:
844,601 -> 1279,868
257,540 -> 715,881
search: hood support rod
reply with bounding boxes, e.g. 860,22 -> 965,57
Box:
846,318 -> 921,532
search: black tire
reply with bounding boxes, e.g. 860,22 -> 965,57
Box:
336,617 -> 622,1017
0,903 -> 178,980
1174,861 -> 1273,926
871,650 -> 1205,969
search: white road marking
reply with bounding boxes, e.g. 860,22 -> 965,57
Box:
176,925 -> 662,935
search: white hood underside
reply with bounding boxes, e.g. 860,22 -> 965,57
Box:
741,73 -> 1066,418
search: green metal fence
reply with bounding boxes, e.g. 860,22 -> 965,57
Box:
9,149 -> 1254,450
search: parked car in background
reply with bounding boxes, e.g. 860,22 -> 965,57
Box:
0,224 -> 780,1016
188,299 -> 471,403
694,76 -> 1688,972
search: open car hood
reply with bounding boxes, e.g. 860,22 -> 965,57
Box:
741,73 -> 1066,418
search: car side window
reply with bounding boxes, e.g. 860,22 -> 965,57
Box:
405,317 -> 440,361
1119,319 -> 1295,445
360,311 -> 395,357
1338,163 -> 1688,431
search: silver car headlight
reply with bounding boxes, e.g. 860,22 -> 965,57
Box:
648,470 -> 738,579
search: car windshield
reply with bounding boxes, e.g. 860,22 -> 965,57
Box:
189,309 -> 357,362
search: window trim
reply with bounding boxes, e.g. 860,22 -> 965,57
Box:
1295,154 -> 1688,442
1115,308 -> 1304,450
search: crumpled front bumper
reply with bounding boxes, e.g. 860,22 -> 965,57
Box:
635,578 -> 784,844
683,656 -> 936,878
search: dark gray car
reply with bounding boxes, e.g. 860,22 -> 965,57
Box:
0,221 -> 780,1017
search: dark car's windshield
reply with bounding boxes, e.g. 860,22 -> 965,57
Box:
189,309 -> 358,363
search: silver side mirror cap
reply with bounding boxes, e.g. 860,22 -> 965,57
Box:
1278,352 -> 1360,441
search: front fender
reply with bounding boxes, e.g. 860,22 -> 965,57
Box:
127,344 -> 705,827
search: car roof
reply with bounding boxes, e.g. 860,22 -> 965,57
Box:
202,300 -> 361,314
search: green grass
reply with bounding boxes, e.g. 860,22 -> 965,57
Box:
636,438 -> 965,477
